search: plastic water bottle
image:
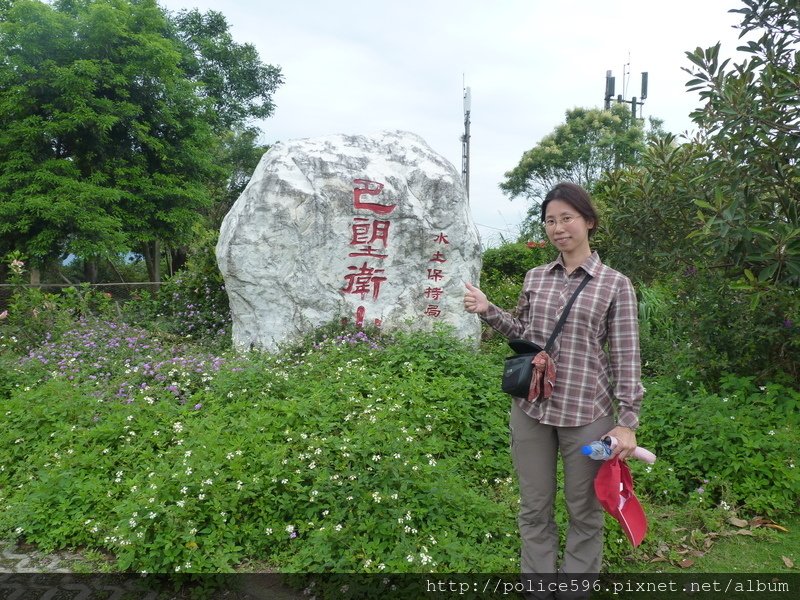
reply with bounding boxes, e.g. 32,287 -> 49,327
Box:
581,440 -> 612,460
581,436 -> 657,463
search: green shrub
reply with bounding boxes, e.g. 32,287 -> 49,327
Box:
123,227 -> 232,350
0,255 -> 117,352
0,324 -> 521,575
635,371 -> 800,517
479,241 -> 556,311
637,270 -> 799,385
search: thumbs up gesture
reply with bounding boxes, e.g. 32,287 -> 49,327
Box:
464,282 -> 489,314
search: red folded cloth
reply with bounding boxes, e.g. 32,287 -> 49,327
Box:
528,350 -> 556,401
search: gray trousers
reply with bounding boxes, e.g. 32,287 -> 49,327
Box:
510,400 -> 613,579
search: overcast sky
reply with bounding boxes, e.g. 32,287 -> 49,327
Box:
159,0 -> 747,247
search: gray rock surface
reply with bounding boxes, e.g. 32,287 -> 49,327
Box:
216,130 -> 482,352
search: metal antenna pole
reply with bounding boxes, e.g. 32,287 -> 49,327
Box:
462,84 -> 471,197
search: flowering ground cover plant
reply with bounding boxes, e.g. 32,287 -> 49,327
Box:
0,321 -> 521,574
0,301 -> 798,580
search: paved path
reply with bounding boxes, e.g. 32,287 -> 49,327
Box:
0,540 -> 303,599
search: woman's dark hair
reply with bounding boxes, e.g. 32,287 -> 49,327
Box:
541,182 -> 599,238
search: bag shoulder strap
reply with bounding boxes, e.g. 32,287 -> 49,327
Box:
543,272 -> 593,352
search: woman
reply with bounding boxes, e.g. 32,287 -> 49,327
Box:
464,182 -> 643,593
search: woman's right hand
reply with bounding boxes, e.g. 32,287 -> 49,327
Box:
464,282 -> 489,314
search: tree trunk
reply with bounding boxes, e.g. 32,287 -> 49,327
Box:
142,241 -> 161,292
83,257 -> 98,283
171,246 -> 189,274
30,267 -> 40,285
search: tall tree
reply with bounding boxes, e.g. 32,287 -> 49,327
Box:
170,8 -> 283,133
592,134 -> 709,283
164,8 -> 283,271
0,0 -> 216,278
683,0 -> 800,284
0,0 -> 283,282
0,0 -> 131,270
500,104 -> 651,231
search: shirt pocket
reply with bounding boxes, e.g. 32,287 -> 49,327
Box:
524,287 -> 560,337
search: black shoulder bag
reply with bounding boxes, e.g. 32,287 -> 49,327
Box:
501,273 -> 593,397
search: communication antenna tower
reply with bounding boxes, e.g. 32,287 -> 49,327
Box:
604,65 -> 648,119
461,83 -> 471,197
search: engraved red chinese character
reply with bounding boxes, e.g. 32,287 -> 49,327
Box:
353,179 -> 396,215
349,218 -> 391,258
427,268 -> 444,282
350,218 -> 391,246
424,304 -> 442,317
433,232 -> 449,244
429,250 -> 447,263
424,287 -> 444,300
342,262 -> 387,300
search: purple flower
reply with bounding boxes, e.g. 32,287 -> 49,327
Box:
193,403 -> 203,410
783,319 -> 794,329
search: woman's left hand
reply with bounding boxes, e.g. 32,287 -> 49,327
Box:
604,426 -> 637,460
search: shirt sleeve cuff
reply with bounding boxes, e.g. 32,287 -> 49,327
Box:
616,411 -> 639,430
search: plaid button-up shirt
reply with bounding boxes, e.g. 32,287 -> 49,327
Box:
482,252 -> 643,429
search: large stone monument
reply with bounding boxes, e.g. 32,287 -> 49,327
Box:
216,130 -> 482,352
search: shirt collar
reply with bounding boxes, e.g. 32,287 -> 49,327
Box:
547,251 -> 602,277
